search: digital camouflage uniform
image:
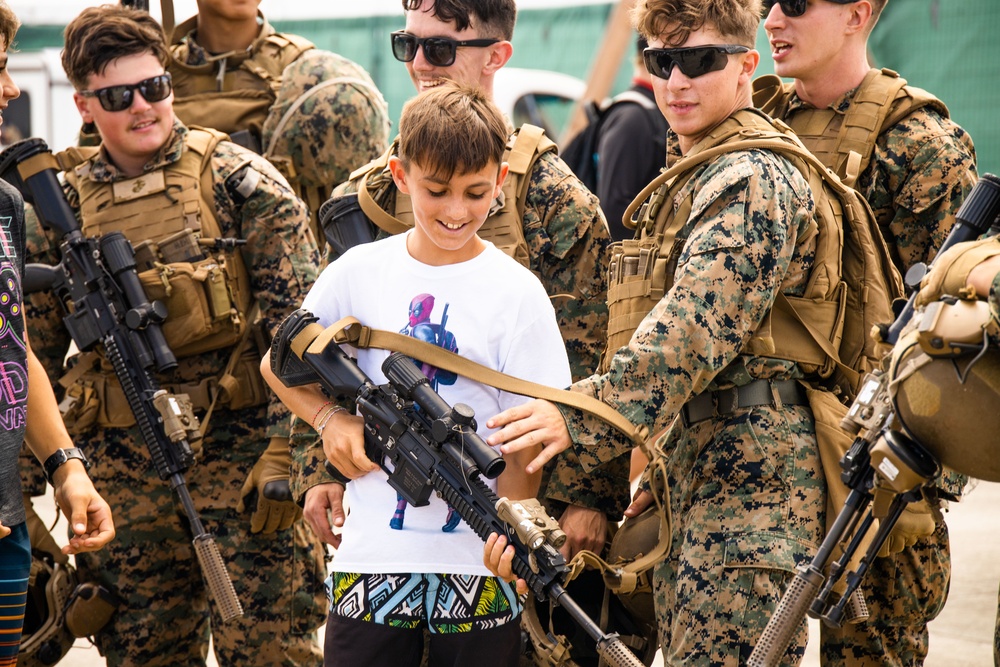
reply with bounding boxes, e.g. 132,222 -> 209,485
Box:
23,122 -> 327,667
291,138 -> 624,517
557,111 -> 828,666
763,76 -> 978,667
169,11 -> 390,244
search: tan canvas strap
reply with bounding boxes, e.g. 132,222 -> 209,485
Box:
160,0 -> 175,39
357,171 -> 410,236
319,316 -> 648,446
198,301 -> 261,437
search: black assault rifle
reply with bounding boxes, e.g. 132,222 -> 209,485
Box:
749,173 -> 1000,667
0,138 -> 243,621
271,308 -> 646,667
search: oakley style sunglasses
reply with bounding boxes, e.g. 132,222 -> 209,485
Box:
79,73 -> 173,112
642,44 -> 750,80
391,30 -> 500,67
762,0 -> 860,18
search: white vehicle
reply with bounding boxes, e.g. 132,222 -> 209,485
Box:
494,67 -> 586,143
3,48 -> 77,152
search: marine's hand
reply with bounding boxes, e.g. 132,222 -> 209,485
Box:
323,412 -> 378,479
486,399 -> 570,474
304,482 -> 346,548
484,532 -> 528,596
51,464 -> 114,554
237,437 -> 302,534
624,488 -> 654,519
878,499 -> 936,557
558,505 -> 607,560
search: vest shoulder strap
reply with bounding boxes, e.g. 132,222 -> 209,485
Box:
506,123 -> 558,215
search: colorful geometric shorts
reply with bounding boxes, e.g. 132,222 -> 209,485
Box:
327,572 -> 522,634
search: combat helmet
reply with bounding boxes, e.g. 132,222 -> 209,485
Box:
520,504 -> 662,667
18,503 -> 76,667
887,298 -> 1000,481
261,49 -> 390,242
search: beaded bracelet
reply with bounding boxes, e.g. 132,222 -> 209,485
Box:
316,406 -> 348,438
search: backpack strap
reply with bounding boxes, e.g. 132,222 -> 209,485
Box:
296,315 -> 650,447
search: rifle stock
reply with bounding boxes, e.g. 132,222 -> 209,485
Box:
749,173 -> 1000,667
0,138 -> 243,622
272,308 -> 646,667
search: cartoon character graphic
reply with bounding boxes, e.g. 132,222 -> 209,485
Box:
390,293 -> 462,532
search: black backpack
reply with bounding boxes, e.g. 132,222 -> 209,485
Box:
561,90 -> 660,193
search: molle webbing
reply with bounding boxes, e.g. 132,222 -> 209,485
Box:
754,68 -> 949,187
169,16 -> 314,138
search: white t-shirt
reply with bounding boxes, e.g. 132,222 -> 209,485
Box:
301,232 -> 571,576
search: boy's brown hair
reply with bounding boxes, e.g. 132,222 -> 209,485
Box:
402,0 -> 517,41
632,0 -> 762,48
0,1 -> 19,52
397,82 -> 508,180
61,4 -> 169,90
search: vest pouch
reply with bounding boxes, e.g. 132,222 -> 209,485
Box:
139,257 -> 245,358
59,380 -> 101,435
769,282 -> 848,378
216,350 -> 271,411
62,370 -> 138,432
603,239 -> 668,367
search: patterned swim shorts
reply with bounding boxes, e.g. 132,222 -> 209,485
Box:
328,572 -> 521,634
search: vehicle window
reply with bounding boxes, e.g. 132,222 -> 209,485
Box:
512,93 -> 575,139
1,91 -> 30,146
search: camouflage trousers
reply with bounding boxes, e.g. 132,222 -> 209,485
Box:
652,404 -> 825,667
73,405 -> 328,667
820,520 -> 951,667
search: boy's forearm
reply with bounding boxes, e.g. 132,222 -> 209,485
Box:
23,340 -> 75,465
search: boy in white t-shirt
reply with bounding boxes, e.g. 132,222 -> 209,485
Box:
261,82 -> 571,667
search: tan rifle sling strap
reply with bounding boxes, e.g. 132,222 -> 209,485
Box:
300,316 -> 649,447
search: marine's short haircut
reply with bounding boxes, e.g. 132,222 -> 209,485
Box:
632,0 -> 762,48
402,0 -> 517,41
61,4 -> 169,90
397,82 -> 509,181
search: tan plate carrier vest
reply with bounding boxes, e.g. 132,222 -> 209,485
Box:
753,67 -> 949,188
56,127 -> 265,430
352,124 -> 558,270
607,109 -> 901,398
168,15 -> 314,141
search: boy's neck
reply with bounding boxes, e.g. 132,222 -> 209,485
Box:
405,231 -> 488,267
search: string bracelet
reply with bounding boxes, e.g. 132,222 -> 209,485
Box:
311,400 -> 335,429
316,406 -> 349,438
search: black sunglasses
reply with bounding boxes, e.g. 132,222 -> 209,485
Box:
79,73 -> 173,112
391,31 -> 500,67
762,0 -> 860,18
642,44 -> 750,81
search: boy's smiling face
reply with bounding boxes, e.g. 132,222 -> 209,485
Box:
389,156 -> 508,266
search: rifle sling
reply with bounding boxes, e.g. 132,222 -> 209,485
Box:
321,316 -> 648,446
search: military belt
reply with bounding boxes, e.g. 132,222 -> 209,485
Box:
680,378 -> 808,427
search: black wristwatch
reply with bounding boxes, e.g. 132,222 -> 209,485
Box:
43,447 -> 91,485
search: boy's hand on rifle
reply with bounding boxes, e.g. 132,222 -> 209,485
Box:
322,412 -> 378,479
486,399 -> 571,475
238,437 -> 302,534
484,532 -> 528,596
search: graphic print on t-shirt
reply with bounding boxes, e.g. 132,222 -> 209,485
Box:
390,293 -> 463,532
0,216 -> 26,432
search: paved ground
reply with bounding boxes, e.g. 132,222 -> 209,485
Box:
37,482 -> 1000,666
